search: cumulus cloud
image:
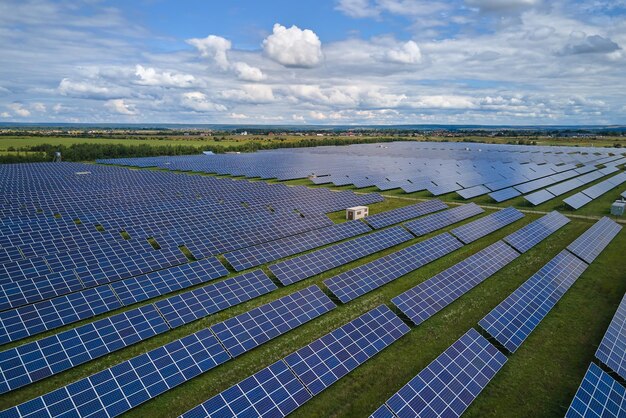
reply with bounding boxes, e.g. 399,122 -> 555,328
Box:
180,92 -> 227,112
134,65 -> 196,88
58,78 -> 123,99
262,24 -> 323,68
104,99 -> 137,115
7,103 -> 31,117
187,35 -> 231,69
384,40 -> 422,64
222,85 -> 275,103
561,35 -> 621,55
232,62 -> 266,81
31,102 -> 46,112
410,95 -> 477,109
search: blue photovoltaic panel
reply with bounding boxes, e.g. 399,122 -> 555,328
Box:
479,250 -> 588,353
450,207 -> 524,244
566,363 -> 626,418
284,305 -> 410,396
595,293 -> 626,381
210,286 -> 336,357
1,329 -> 230,418
392,240 -> 519,326
155,269 -> 277,328
0,304 -> 169,394
457,185 -> 490,199
567,217 -> 622,264
503,211 -> 570,253
488,187 -> 521,203
404,203 -> 484,237
324,233 -> 464,303
524,189 -> 556,206
370,405 -> 395,418
0,286 -> 122,345
375,329 -> 507,418
0,270 -> 83,311
365,200 -> 447,229
223,220 -> 371,271
180,360 -> 311,418
111,257 -> 228,306
564,193 -> 593,210
269,226 -> 413,286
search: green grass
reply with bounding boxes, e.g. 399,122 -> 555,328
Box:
1,172 -> 625,418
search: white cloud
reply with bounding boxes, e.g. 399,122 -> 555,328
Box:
262,24 -> 323,68
232,62 -> 266,81
187,35 -> 231,69
335,0 -> 379,18
229,112 -> 249,119
134,65 -> 196,88
561,34 -> 621,55
104,99 -> 137,115
221,85 -> 275,103
0,112 -> 10,118
180,92 -> 227,112
7,103 -> 31,117
58,78 -> 123,99
31,102 -> 46,112
465,0 -> 540,12
384,40 -> 422,64
410,95 -> 477,109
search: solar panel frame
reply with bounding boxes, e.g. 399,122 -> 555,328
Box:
478,250 -> 588,353
566,363 -> 626,418
567,217 -> 622,264
503,211 -> 570,253
524,189 -> 556,206
283,305 -> 410,396
376,328 -> 507,418
595,293 -> 626,381
450,207 -> 524,244
488,187 -> 521,203
365,200 -> 448,229
210,286 -> 336,357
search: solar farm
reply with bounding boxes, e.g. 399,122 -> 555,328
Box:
1,141 -> 626,418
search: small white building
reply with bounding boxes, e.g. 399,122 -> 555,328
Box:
611,200 -> 626,216
346,206 -> 369,221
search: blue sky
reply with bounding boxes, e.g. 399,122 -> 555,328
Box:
0,0 -> 625,124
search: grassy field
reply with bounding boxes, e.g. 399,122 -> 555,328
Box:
1,180 -> 625,418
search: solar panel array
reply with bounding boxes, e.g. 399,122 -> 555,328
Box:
180,305 -> 409,418
0,304 -> 169,393
1,329 -> 231,418
403,203 -> 484,237
392,240 -> 519,326
364,200 -> 448,229
567,217 -> 622,264
269,226 -> 413,286
450,207 -> 524,244
489,187 -> 521,203
503,211 -> 570,253
210,286 -> 336,357
564,172 -> 626,209
479,250 -> 588,353
566,363 -> 626,418
324,232 -> 464,303
223,220 -> 371,271
372,328 -> 507,418
595,293 -> 626,381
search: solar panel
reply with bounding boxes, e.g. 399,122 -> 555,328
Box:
566,363 -> 626,418
595,293 -> 626,381
563,193 -> 593,210
524,189 -> 556,206
269,226 -> 413,286
0,304 -> 169,394
450,207 -> 524,244
365,200 -> 447,229
370,405 -> 395,418
489,187 -> 521,203
2,329 -> 230,418
155,269 -> 277,328
0,286 -> 122,345
0,270 -> 83,311
324,232 -> 464,303
567,217 -> 622,264
404,203 -> 484,237
110,257 -> 228,306
479,250 -> 588,353
457,185 -> 490,199
374,328 -> 507,418
223,220 -> 371,272
283,305 -> 410,396
210,286 -> 336,357
180,360 -> 311,418
503,211 -> 570,253
392,240 -> 519,326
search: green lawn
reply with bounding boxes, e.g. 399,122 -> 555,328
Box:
1,174 -> 625,418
